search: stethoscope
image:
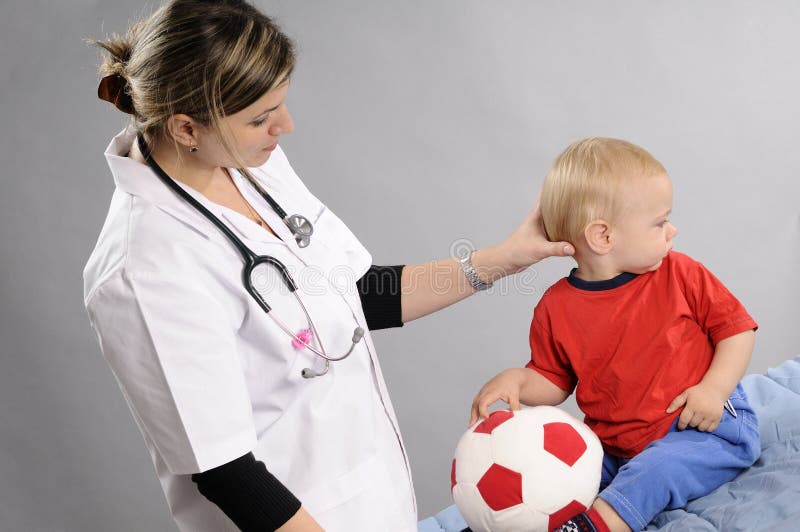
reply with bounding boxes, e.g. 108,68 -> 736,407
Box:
137,135 -> 364,378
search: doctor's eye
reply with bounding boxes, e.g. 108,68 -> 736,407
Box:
252,115 -> 270,127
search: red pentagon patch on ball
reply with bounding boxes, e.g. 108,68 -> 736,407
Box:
474,410 -> 514,434
476,463 -> 523,511
543,421 -> 588,466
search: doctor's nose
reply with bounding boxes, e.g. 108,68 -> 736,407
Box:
269,106 -> 295,136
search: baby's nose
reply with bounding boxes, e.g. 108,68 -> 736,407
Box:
668,222 -> 678,239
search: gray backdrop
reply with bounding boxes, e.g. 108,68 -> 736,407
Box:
2,1 -> 798,530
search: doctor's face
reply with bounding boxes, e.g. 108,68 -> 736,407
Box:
209,80 -> 295,168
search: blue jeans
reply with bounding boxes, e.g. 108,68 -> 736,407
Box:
598,383 -> 760,531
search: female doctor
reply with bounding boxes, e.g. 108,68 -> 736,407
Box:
84,1 -> 573,531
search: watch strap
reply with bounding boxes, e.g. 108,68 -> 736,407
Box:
459,251 -> 492,291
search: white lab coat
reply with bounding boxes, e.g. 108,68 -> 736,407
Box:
83,127 -> 417,531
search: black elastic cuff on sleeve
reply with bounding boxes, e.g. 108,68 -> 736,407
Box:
191,453 -> 301,531
357,264 -> 405,330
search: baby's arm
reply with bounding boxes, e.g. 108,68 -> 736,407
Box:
469,367 -> 570,426
666,329 -> 755,431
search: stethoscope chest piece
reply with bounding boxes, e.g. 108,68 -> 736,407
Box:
286,214 -> 313,248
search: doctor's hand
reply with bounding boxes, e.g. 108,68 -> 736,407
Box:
495,199 -> 574,276
469,368 -> 527,427
666,382 -> 727,432
276,506 -> 324,532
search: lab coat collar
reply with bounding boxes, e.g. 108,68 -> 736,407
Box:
224,168 -> 305,249
104,126 -> 288,246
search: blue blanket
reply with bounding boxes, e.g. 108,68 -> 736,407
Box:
419,356 -> 800,531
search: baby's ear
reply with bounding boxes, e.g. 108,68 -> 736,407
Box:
583,220 -> 613,255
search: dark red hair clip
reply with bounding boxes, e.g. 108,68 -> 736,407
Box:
98,73 -> 134,114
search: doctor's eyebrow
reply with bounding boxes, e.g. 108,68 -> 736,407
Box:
251,79 -> 290,120
252,103 -> 282,121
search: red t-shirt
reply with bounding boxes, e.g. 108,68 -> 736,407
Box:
526,251 -> 757,458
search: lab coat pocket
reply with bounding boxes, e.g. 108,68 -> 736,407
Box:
299,452 -> 381,515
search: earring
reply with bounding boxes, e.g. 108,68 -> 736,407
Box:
189,143 -> 198,153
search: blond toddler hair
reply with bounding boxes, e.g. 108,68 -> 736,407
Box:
541,138 -> 667,246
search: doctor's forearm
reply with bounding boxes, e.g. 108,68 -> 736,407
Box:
400,247 -> 510,322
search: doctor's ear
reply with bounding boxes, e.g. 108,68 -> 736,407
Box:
584,220 -> 613,255
164,114 -> 202,150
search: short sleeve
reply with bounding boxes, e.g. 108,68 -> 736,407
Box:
525,301 -> 577,393
85,270 -> 257,474
356,265 -> 404,330
682,257 -> 758,345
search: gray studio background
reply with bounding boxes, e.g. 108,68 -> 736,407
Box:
2,1 -> 799,530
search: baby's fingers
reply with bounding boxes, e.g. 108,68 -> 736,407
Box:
472,389 -> 517,426
666,391 -> 688,414
697,418 -> 713,432
698,411 -> 722,432
677,407 -> 695,430
477,395 -> 495,422
467,393 -> 493,427
468,403 -> 479,427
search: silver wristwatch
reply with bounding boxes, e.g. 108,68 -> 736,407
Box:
459,251 -> 492,291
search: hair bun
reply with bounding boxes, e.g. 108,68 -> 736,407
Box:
98,73 -> 135,114
95,36 -> 133,75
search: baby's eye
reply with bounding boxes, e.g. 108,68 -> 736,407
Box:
657,219 -> 669,227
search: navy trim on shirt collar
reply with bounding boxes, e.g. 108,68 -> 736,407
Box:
567,269 -> 639,291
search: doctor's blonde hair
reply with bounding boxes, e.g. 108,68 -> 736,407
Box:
93,0 -> 294,168
540,137 -> 667,246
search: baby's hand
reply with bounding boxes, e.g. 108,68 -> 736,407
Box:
666,382 -> 728,432
469,368 -> 526,427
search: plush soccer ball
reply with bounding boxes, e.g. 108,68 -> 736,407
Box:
451,406 -> 603,532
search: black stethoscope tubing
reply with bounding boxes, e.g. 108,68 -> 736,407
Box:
136,135 -> 296,313
136,135 -> 364,378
